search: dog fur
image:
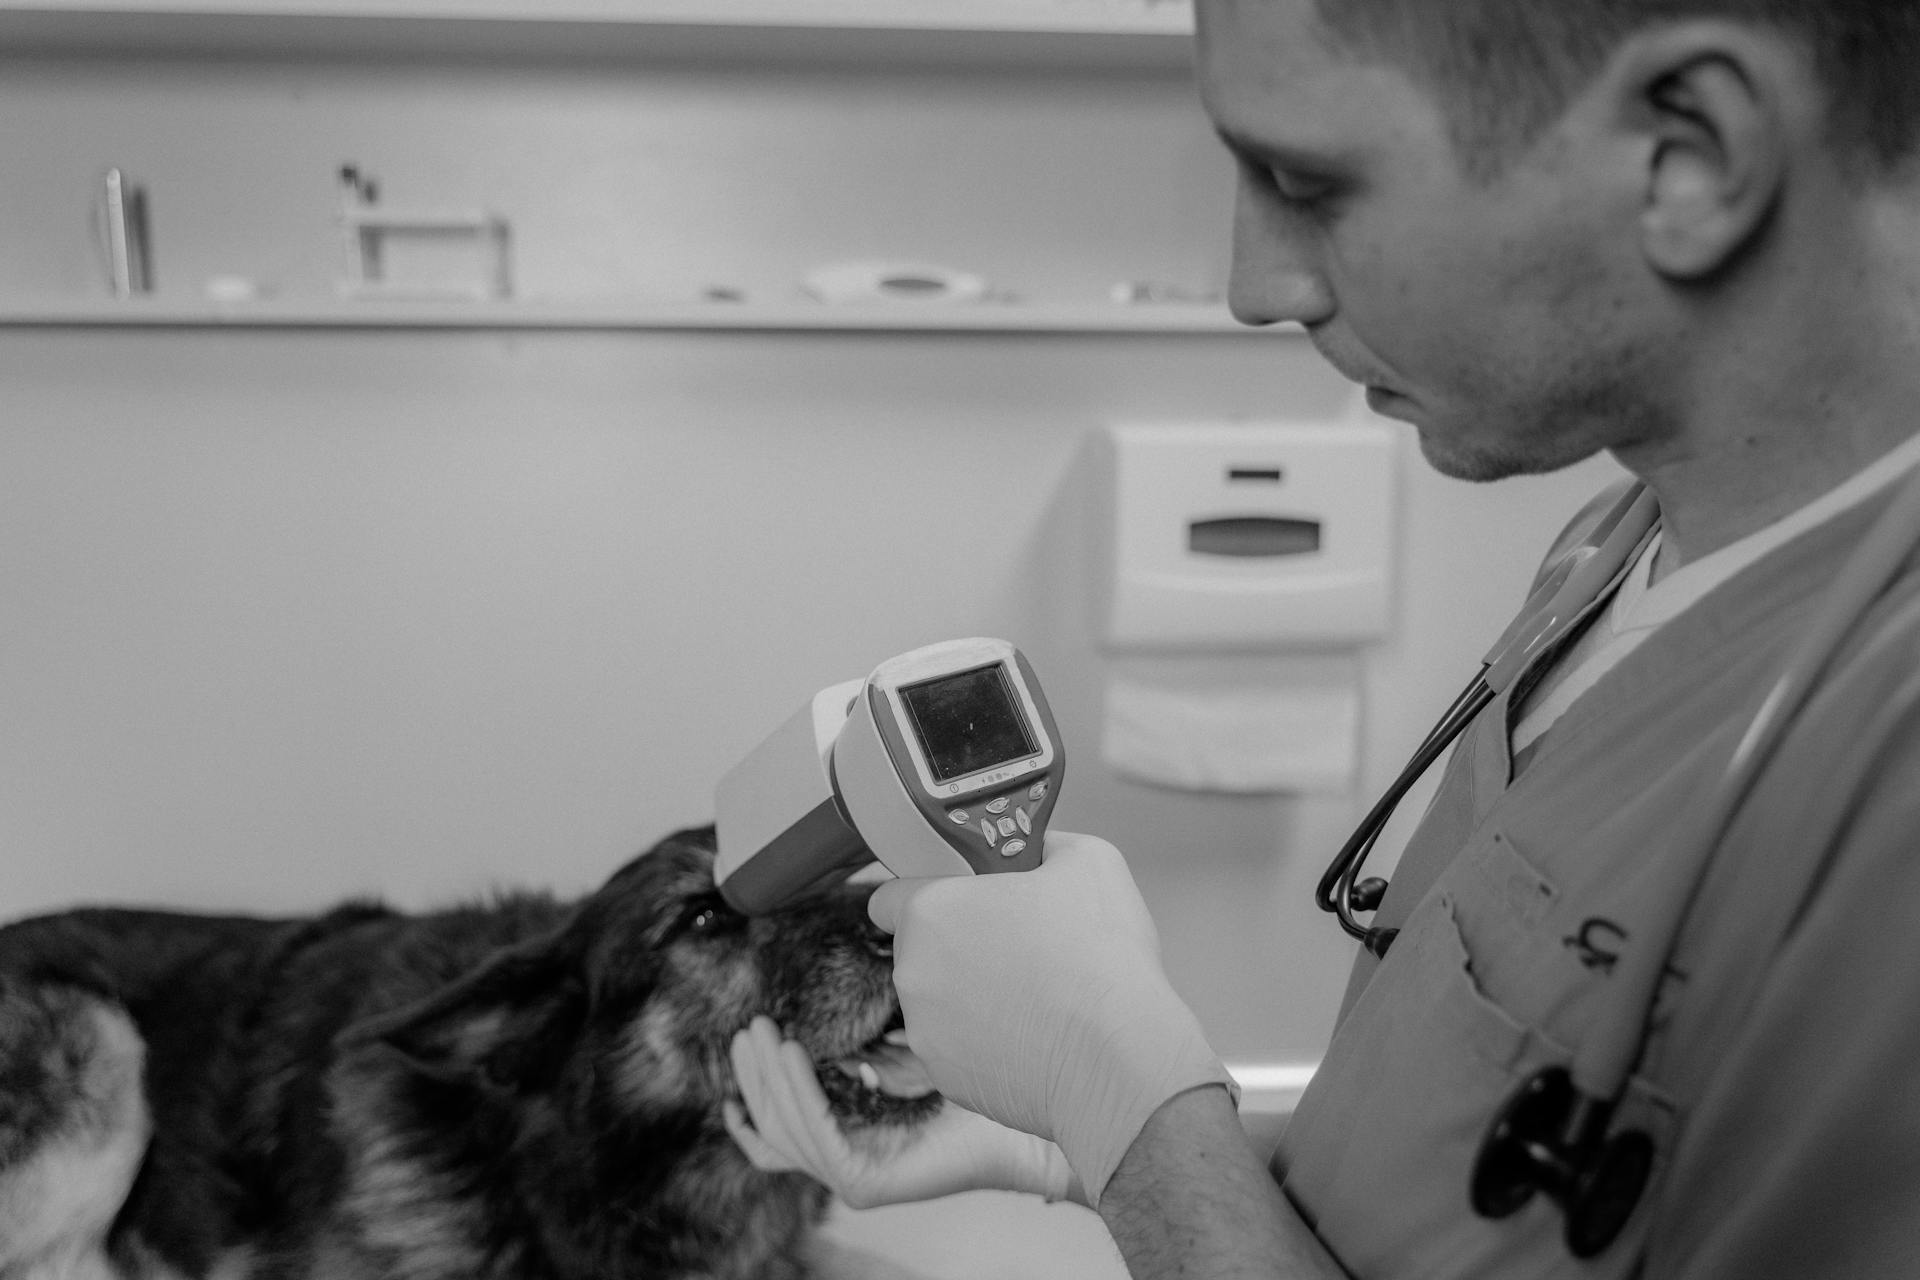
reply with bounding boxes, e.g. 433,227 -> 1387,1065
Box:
0,827 -> 936,1280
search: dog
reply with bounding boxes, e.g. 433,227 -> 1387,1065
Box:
0,826 -> 941,1280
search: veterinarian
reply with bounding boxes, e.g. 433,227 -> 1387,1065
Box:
727,1 -> 1920,1275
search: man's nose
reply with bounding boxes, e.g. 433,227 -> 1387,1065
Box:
1227,174 -> 1334,328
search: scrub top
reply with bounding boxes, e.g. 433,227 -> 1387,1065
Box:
1275,480 -> 1920,1278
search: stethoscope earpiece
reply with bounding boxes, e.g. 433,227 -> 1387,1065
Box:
1471,1067 -> 1654,1259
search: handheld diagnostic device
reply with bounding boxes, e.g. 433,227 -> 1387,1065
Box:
714,637 -> 1063,915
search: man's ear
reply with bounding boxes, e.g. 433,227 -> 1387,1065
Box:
337,927 -> 590,1096
1607,22 -> 1798,280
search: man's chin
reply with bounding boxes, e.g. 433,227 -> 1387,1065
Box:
1362,387 -> 1586,482
1413,429 -> 1554,484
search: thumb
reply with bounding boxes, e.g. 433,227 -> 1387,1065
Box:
866,875 -> 939,935
1035,829 -> 1120,866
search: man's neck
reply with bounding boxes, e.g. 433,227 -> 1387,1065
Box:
1625,194 -> 1920,579
1634,421 -> 1915,583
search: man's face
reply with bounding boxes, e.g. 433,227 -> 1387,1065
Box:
1197,0 -> 1672,481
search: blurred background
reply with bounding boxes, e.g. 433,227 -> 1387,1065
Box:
0,4 -> 1622,1273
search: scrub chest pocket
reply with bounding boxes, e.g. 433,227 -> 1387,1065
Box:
1277,836 -> 1680,1280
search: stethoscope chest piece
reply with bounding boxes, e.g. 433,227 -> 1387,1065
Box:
1471,1067 -> 1655,1258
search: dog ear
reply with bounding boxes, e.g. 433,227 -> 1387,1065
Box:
338,927 -> 588,1097
0,919 -> 124,1003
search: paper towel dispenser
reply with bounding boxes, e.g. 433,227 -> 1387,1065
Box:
1091,419 -> 1397,650
1187,515 -> 1323,559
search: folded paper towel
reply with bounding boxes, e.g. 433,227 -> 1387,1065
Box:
1100,653 -> 1359,794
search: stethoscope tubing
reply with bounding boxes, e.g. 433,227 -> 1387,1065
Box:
1318,464 -> 1920,1256
1318,485 -> 1661,952
1571,459 -> 1920,1100
1323,462 -> 1920,1103
1317,675 -> 1493,947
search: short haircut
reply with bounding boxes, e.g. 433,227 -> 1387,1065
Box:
1310,0 -> 1920,181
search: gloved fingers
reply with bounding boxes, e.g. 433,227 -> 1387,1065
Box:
729,1019 -> 822,1172
1034,828 -> 1122,866
866,875 -> 940,934
723,1099 -> 797,1172
770,1031 -> 859,1172
1035,830 -> 1163,953
730,1017 -> 855,1179
728,1022 -> 803,1171
733,1016 -> 1079,1207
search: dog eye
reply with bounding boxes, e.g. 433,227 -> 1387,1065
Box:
679,893 -> 743,938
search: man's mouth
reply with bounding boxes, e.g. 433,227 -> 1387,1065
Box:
1364,385 -> 1415,419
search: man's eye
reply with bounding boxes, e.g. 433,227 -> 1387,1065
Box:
1232,152 -> 1339,219
1268,167 -> 1333,207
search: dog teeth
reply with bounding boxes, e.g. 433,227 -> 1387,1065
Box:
883,1029 -> 911,1047
857,1062 -> 881,1091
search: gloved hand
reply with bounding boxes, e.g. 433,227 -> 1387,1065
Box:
867,831 -> 1237,1205
724,1015 -> 1075,1208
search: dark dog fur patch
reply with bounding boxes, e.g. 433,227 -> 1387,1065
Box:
0,827 -> 936,1279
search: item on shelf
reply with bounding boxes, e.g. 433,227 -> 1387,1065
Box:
96,168 -> 154,297
1109,279 -> 1224,306
802,259 -> 991,305
335,163 -> 513,302
203,275 -> 272,303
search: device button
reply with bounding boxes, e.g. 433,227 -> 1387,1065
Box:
948,808 -> 971,825
1016,807 -> 1032,834
997,816 -> 1019,837
986,796 -> 1011,814
979,819 -> 999,848
1028,780 -> 1049,802
1001,839 -> 1027,858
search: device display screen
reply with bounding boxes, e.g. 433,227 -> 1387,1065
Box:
900,663 -> 1039,783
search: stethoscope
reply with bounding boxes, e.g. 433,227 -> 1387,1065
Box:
1316,462 -> 1920,1258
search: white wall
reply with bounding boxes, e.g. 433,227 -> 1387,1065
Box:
0,52 -> 1228,307
0,43 -> 1624,1070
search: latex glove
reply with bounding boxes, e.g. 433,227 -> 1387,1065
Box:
724,1015 -> 1074,1209
867,830 -> 1236,1206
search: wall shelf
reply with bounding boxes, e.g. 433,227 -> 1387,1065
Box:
0,0 -> 1197,65
0,0 -> 1193,34
0,295 -> 1283,335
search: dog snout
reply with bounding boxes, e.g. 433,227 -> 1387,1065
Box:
853,913 -> 893,961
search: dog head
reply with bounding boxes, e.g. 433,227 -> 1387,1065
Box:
341,826 -> 940,1134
